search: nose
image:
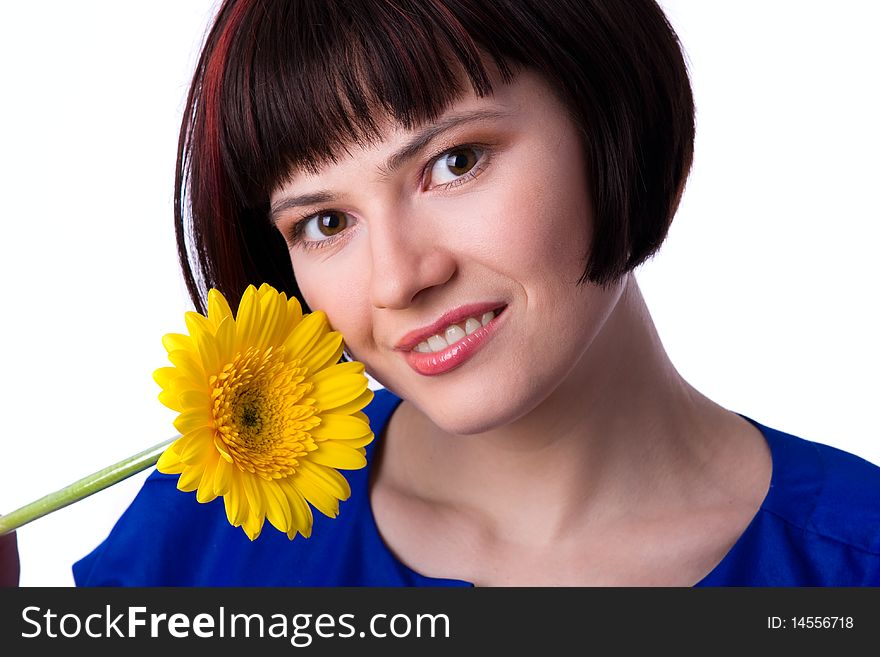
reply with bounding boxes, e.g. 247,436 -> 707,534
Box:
367,209 -> 457,310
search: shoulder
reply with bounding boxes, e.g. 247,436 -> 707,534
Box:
702,417 -> 880,586
758,421 -> 880,551
74,387 -> 411,586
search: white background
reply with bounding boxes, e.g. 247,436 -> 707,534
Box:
0,1 -> 877,586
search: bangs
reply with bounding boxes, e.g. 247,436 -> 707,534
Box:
204,1 -> 517,205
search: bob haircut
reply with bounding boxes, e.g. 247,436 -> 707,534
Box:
175,0 -> 695,315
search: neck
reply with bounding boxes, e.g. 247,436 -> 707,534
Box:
384,275 -> 738,545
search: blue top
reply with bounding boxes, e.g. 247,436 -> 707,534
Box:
73,388 -> 880,586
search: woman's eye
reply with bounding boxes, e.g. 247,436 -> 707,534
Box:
428,146 -> 483,187
299,210 -> 349,242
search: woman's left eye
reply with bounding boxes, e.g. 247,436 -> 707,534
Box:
427,146 -> 485,188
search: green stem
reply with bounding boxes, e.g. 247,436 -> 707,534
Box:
0,436 -> 178,536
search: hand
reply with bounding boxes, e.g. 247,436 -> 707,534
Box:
0,530 -> 21,587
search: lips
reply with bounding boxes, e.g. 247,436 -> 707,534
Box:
394,302 -> 507,352
399,304 -> 508,376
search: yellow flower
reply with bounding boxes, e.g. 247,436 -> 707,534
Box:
153,283 -> 374,541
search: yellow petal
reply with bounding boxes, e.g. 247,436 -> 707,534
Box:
178,389 -> 211,410
223,496 -> 241,527
224,469 -> 249,526
167,348 -> 204,383
278,479 -> 313,538
282,311 -> 329,362
285,293 -> 302,314
298,460 -> 351,501
179,429 -> 215,463
242,511 -> 265,541
255,287 -> 285,349
184,310 -> 215,340
300,332 -> 344,377
333,432 -> 374,449
213,434 -> 234,463
192,323 -> 221,377
293,470 -> 340,518
264,481 -> 293,533
207,288 -> 233,328
284,296 -> 304,333
213,456 -> 233,496
257,282 -> 277,299
308,441 -> 367,470
213,315 -> 235,363
311,413 -> 372,441
309,360 -> 365,382
156,447 -> 184,474
173,408 -> 212,435
152,367 -> 180,391
174,426 -> 213,453
196,456 -> 219,503
310,373 -> 369,412
240,470 -> 266,518
177,464 -> 205,492
234,285 -> 260,351
158,390 -> 184,413
162,332 -> 194,354
327,389 -> 375,417
168,374 -> 201,394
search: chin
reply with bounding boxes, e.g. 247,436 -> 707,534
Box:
420,385 -> 541,437
371,360 -> 559,436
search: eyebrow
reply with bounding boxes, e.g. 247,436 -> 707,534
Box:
269,108 -> 510,224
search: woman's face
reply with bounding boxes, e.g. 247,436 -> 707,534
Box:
270,69 -> 627,435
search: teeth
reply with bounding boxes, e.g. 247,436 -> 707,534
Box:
445,324 -> 466,343
427,335 -> 448,352
413,309 -> 499,354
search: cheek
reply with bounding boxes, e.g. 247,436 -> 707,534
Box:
290,252 -> 373,345
480,148 -> 592,290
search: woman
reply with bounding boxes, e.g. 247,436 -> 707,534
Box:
73,0 -> 880,586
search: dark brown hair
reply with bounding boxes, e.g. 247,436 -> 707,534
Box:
175,0 -> 695,314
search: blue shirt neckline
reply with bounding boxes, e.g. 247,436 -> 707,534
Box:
360,390 -> 789,587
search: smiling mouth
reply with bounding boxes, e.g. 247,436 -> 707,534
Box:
412,306 -> 505,353
400,304 -> 508,377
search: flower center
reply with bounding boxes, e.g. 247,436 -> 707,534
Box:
240,403 -> 261,429
210,345 -> 319,480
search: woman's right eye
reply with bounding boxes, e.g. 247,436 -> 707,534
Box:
290,210 -> 350,249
